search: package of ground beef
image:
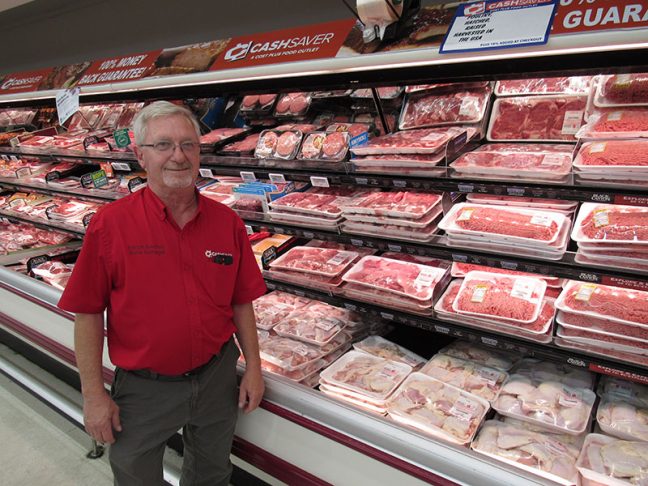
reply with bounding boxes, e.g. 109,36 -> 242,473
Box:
571,203 -> 648,244
594,73 -> 648,107
577,109 -> 648,139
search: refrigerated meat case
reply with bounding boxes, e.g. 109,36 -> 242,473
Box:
1,27 -> 648,485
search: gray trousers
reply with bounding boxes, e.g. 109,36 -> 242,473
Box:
109,339 -> 240,486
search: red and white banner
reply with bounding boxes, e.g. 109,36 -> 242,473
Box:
76,50 -> 162,86
553,0 -> 648,35
0,68 -> 54,94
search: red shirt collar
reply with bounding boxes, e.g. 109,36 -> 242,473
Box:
142,186 -> 203,222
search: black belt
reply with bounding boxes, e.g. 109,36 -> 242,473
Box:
122,345 -> 226,382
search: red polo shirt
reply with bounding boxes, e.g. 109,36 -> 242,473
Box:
58,187 -> 266,374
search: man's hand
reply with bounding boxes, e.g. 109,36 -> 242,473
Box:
83,391 -> 122,444
238,366 -> 264,414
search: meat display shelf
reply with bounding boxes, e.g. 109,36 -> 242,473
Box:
0,210 -> 86,237
0,180 -> 121,202
0,149 -> 141,170
263,278 -> 648,385
244,218 -> 648,291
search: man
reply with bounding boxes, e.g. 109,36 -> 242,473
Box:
58,101 -> 266,486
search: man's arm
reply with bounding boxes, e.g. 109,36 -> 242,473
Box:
75,313 -> 121,443
233,302 -> 264,413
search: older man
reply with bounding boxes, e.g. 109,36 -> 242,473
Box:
58,101 -> 266,486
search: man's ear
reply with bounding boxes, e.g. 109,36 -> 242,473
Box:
133,146 -> 147,170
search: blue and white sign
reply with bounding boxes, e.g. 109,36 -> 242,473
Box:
440,0 -> 558,54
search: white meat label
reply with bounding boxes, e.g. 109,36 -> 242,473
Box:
457,208 -> 474,222
421,132 -> 445,142
477,367 -> 501,386
575,283 -> 598,302
378,364 -> 400,378
510,278 -> 535,301
327,251 -> 352,267
540,154 -> 565,167
450,397 -> 478,421
459,96 -> 478,117
593,209 -> 610,228
414,268 -> 437,288
530,214 -> 552,227
588,142 -> 607,154
310,176 -> 330,188
614,74 -> 632,86
315,318 -> 340,332
607,111 -> 623,121
471,284 -> 488,303
269,173 -> 286,184
293,344 -> 312,357
561,111 -> 584,135
558,386 -> 582,407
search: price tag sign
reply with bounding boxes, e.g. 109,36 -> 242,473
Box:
440,0 -> 557,54
113,128 -> 131,148
240,171 -> 257,182
310,176 -> 330,188
111,162 -> 132,172
269,173 -> 286,184
56,87 -> 80,125
199,168 -> 214,178
81,169 -> 109,189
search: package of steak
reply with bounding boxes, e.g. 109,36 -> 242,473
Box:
269,246 -> 358,278
494,76 -> 592,97
576,109 -> 648,139
219,133 -> 261,155
298,131 -> 350,162
594,73 -> 648,107
239,94 -> 277,113
274,92 -> 312,117
399,86 -> 491,130
351,87 -> 403,99
405,82 -> 490,94
488,95 -> 587,142
350,127 -> 467,155
199,127 -> 250,152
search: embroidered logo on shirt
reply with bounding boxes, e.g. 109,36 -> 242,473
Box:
205,250 -> 233,265
128,244 -> 165,256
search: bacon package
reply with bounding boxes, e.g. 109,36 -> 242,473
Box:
595,73 -> 648,107
349,127 -> 467,155
576,434 -> 648,486
495,76 -> 592,96
387,373 -> 489,445
488,95 -> 587,142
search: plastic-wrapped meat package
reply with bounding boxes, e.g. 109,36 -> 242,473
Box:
493,373 -> 596,435
353,336 -> 425,370
255,129 -> 303,160
495,76 -> 592,96
351,87 -> 402,99
304,301 -> 365,328
273,309 -> 345,346
399,87 -> 491,130
386,373 -> 489,445
439,341 -> 518,371
488,95 -> 587,141
595,73 -> 648,107
419,354 -> 508,402
319,350 -> 412,402
572,203 -> 648,244
453,272 -> 546,324
258,334 -> 326,371
465,194 -> 578,212
405,82 -> 490,94
450,143 -> 573,181
451,263 -> 563,288
264,267 -> 346,293
557,311 -> 648,342
253,290 -> 312,331
342,255 -> 447,301
341,217 -> 441,243
598,376 -> 648,407
554,337 -> 648,368
511,359 -> 595,390
574,140 -> 648,170
240,94 -> 277,113
597,396 -> 648,442
340,191 -> 442,219
269,247 -> 358,277
471,420 -> 580,485
46,199 -> 99,222
261,357 -> 325,382
577,109 -> 648,139
350,127 -> 467,155
274,92 -> 311,116
341,282 -> 435,316
304,239 -> 376,258
326,123 -> 371,138
299,131 -> 350,162
576,434 -> 648,486
556,325 -> 648,355
555,280 -> 648,328
352,153 -> 447,171
219,133 -> 261,154
199,127 -> 249,149
269,191 -> 343,218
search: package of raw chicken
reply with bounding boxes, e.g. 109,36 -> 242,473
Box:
573,139 -> 648,171
273,309 -> 346,347
319,350 -> 412,402
493,373 -> 596,435
451,263 -> 563,288
269,192 -> 343,218
495,76 -> 592,97
594,73 -> 648,107
571,203 -> 648,244
252,291 -> 311,330
398,87 -> 491,130
353,336 -> 425,370
557,311 -> 648,342
274,92 -> 312,117
319,381 -> 391,414
556,325 -> 648,356
261,357 -> 326,382
349,127 -> 467,155
440,203 -> 568,246
450,143 -> 574,181
576,434 -> 648,486
386,372 -> 489,445
577,109 -> 648,139
299,131 -> 350,162
341,220 -> 441,244
342,255 -> 447,302
269,247 -> 358,277
419,354 -> 508,402
452,272 -> 546,324
254,130 -> 303,160
471,419 -> 580,485
258,334 -> 326,371
555,280 -> 648,329
598,376 -> 648,406
512,359 -> 595,389
239,94 -> 277,113
340,190 -> 442,219
596,396 -> 648,442
439,341 -> 518,371
488,95 -> 586,142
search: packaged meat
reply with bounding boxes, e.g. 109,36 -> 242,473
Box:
351,152 -> 446,170
240,94 -> 277,112
265,267 -> 345,293
405,82 -> 490,94
472,419 -> 581,485
574,140 -> 648,170
253,290 -> 311,330
343,204 -> 443,228
572,203 -> 648,244
511,359 -> 595,390
465,194 -> 578,212
387,373 -> 489,445
303,239 -> 377,258
488,95 -> 587,142
597,397 -> 648,442
557,311 -> 648,342
493,374 -> 596,435
450,143 -> 574,180
399,87 -> 491,130
342,255 -> 447,302
598,376 -> 648,407
326,123 -> 371,138
577,109 -> 648,139
269,246 -> 358,278
419,354 -> 508,402
440,203 -> 567,245
220,133 -> 261,154
254,129 -> 303,160
595,73 -> 648,107
299,131 -> 349,161
554,337 -> 648,368
574,252 -> 648,274
199,127 -> 249,151
439,341 -> 519,371
556,325 -> 648,356
319,383 -> 390,415
258,334 -> 326,371
269,191 -> 343,218
576,434 -> 648,486
495,76 -> 592,96
341,282 -> 436,317
351,87 -> 403,99
353,336 -> 425,370
311,90 -> 353,98
451,263 -> 563,288
340,190 -> 442,220
341,218 -> 440,243
555,280 -> 648,328
349,127 -> 467,155
262,357 -> 326,383
274,92 -> 311,116
319,350 -> 412,402
273,309 -> 345,347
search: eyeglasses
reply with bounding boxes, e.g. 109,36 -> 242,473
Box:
139,141 -> 199,154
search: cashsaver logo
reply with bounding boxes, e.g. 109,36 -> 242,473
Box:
222,31 -> 336,63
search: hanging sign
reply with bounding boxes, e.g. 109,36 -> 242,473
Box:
440,0 -> 558,53
552,0 -> 648,35
0,68 -> 54,94
56,87 -> 80,125
75,50 -> 161,86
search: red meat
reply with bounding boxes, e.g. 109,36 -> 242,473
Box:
275,132 -> 300,157
562,283 -> 648,325
454,206 -> 560,241
222,133 -> 260,153
258,94 -> 276,106
289,94 -> 309,114
351,127 -> 464,154
578,140 -> 648,167
591,110 -> 648,133
346,191 -> 441,217
275,95 -> 292,114
579,205 -> 648,241
400,88 -> 489,129
602,74 -> 648,104
497,77 -> 590,95
322,132 -> 347,158
560,312 -> 648,341
560,326 -> 648,351
242,95 -> 259,108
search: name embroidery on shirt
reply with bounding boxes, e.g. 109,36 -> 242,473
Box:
128,244 -> 165,256
205,250 -> 233,265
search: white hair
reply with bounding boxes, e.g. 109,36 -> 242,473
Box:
132,101 -> 201,145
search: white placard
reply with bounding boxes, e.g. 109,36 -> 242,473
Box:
310,176 -> 329,188
440,0 -> 557,54
240,171 -> 257,182
56,87 -> 80,125
269,173 -> 286,184
199,168 -> 214,178
112,162 -> 132,172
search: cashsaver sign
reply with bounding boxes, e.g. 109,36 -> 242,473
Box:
211,19 -> 356,70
